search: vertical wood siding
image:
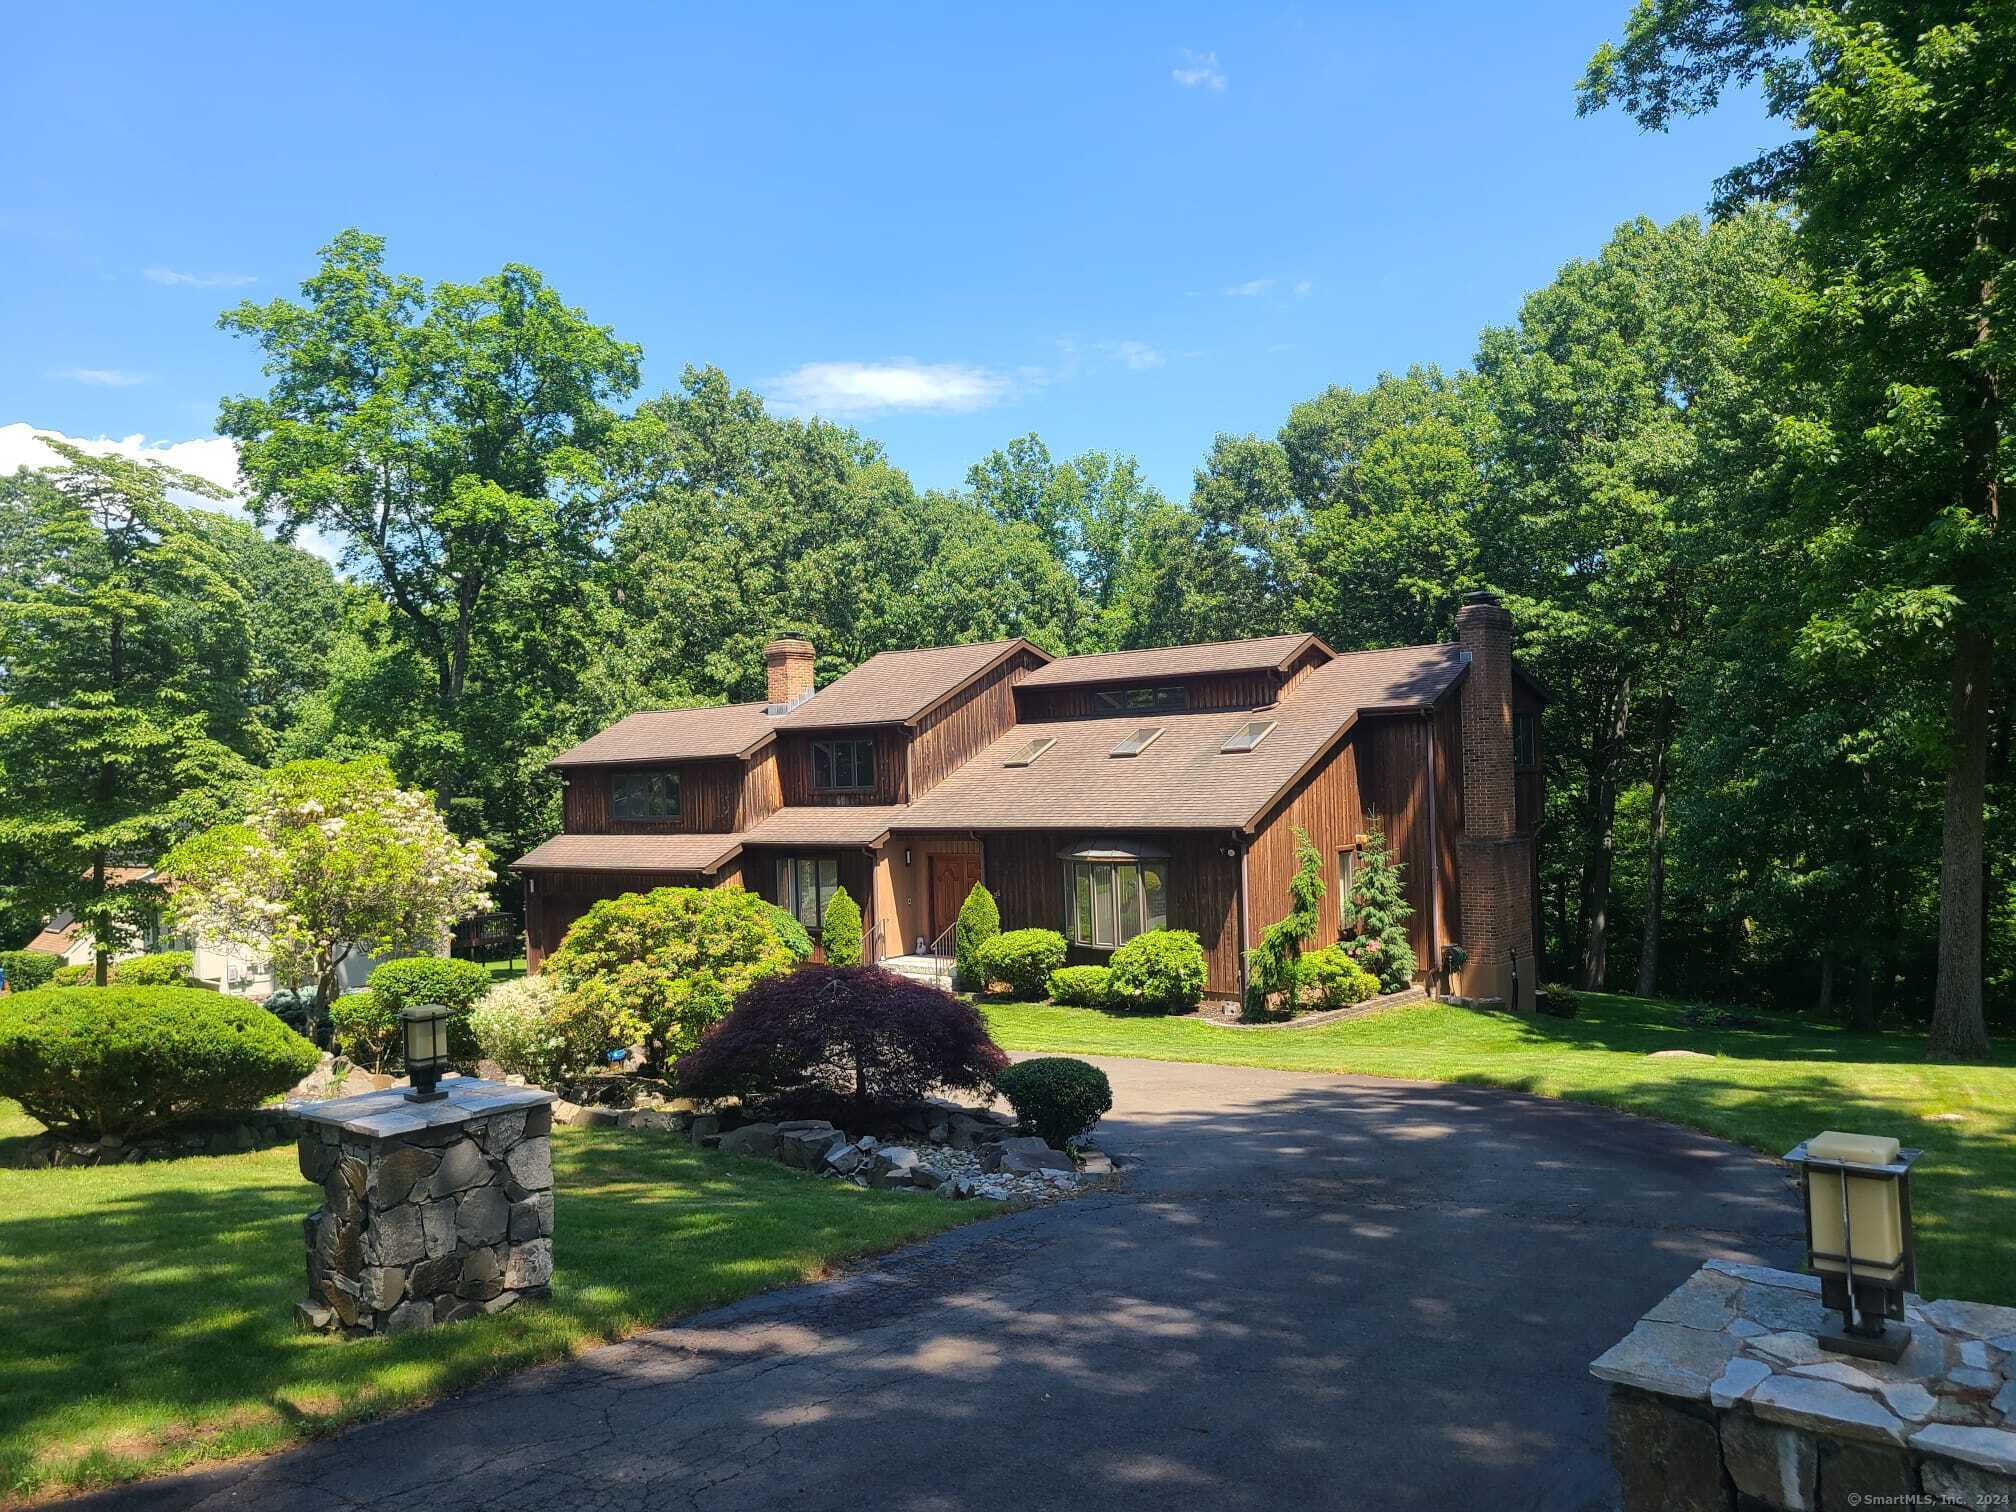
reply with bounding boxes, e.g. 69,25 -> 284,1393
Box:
1247,732 -> 1363,949
739,743 -> 783,828
1353,712 -> 1454,973
562,761 -> 743,834
775,729 -> 908,806
907,648 -> 1045,798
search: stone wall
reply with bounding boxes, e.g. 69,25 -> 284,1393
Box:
1594,1260 -> 2016,1510
292,1079 -> 557,1337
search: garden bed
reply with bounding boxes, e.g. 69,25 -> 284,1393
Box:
1181,983 -> 1428,1030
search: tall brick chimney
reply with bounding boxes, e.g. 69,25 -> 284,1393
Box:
765,637 -> 815,709
1455,591 -> 1534,1010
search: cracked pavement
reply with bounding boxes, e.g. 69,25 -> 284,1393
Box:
65,1057 -> 1804,1511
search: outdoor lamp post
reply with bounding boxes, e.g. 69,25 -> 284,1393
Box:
1784,1131 -> 1922,1362
400,1002 -> 456,1103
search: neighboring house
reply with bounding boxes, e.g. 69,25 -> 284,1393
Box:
23,866 -> 165,967
514,592 -> 1546,1006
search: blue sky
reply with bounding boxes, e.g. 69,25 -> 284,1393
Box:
1,1 -> 1779,502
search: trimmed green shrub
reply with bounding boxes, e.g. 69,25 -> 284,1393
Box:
976,928 -> 1067,998
1047,964 -> 1112,1008
954,883 -> 999,993
757,900 -> 815,962
328,989 -> 401,1071
366,956 -> 491,1063
994,1057 -> 1113,1148
113,951 -> 197,987
469,974 -> 617,1085
1295,945 -> 1380,1011
1539,982 -> 1581,1019
821,887 -> 863,967
51,963 -> 93,987
0,950 -> 61,994
0,986 -> 319,1138
1108,929 -> 1208,1013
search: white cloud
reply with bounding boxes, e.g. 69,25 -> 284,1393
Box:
144,266 -> 257,289
56,368 -> 146,387
1293,278 -> 1314,297
1172,50 -> 1226,91
1103,340 -> 1165,371
764,361 -> 1015,418
1225,278 -> 1276,298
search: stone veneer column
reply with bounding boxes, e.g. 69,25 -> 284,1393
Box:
291,1078 -> 557,1337
1456,589 -> 1535,1009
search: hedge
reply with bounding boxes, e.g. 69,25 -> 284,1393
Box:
0,950 -> 61,994
366,956 -> 491,1063
975,929 -> 1067,998
1107,929 -> 1208,1013
1047,964 -> 1112,1008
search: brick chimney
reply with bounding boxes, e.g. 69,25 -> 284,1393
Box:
1455,591 -> 1534,1009
765,637 -> 815,709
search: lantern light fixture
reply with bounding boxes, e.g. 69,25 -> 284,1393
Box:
400,1002 -> 456,1103
1784,1131 -> 1922,1362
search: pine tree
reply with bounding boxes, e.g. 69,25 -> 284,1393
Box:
954,883 -> 998,993
821,886 -> 863,966
1245,828 -> 1323,1012
1344,816 -> 1416,993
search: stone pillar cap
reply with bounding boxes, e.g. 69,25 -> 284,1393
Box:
289,1077 -> 556,1139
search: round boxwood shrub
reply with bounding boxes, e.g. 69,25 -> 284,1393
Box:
675,965 -> 1008,1108
50,962 -> 93,987
954,883 -> 999,993
0,950 -> 61,994
975,928 -> 1067,998
1107,929 -> 1208,1013
113,950 -> 197,987
994,1057 -> 1113,1148
328,989 -> 401,1070
1539,982 -> 1581,1019
821,886 -> 863,967
1047,964 -> 1112,1008
1294,945 -> 1380,1012
0,986 -> 318,1138
367,956 -> 491,1063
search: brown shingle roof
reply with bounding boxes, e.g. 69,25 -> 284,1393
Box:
742,807 -> 909,848
512,834 -> 743,874
549,704 -> 777,768
775,639 -> 1046,730
899,644 -> 1465,833
1018,633 -> 1331,688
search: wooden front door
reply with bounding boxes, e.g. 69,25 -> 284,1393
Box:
927,854 -> 982,949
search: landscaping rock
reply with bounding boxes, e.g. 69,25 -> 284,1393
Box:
455,1185 -> 510,1249
688,1114 -> 720,1146
1919,1455 -> 2016,1504
719,1123 -> 780,1159
1077,1151 -> 1117,1176
823,1143 -> 868,1177
778,1126 -> 843,1170
870,1146 -> 921,1188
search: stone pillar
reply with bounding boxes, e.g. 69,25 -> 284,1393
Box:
291,1079 -> 556,1337
1456,590 -> 1536,1010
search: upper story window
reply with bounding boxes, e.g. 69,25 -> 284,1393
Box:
1513,712 -> 1539,772
812,737 -> 876,792
1093,684 -> 1189,713
612,769 -> 680,821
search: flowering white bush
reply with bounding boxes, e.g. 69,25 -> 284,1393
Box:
468,974 -> 616,1085
163,757 -> 494,1023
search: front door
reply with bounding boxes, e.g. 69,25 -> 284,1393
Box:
927,854 -> 983,951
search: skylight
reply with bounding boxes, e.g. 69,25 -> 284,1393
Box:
1003,737 -> 1057,768
1220,720 -> 1277,753
1109,726 -> 1165,758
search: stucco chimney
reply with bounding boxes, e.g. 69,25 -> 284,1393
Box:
765,637 -> 815,708
1454,590 -> 1533,1009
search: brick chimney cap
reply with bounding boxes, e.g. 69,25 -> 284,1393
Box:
765,637 -> 815,653
1461,590 -> 1502,608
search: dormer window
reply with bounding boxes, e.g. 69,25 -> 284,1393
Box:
1094,685 -> 1188,713
1109,727 -> 1164,758
1003,737 -> 1057,768
812,737 -> 876,793
612,769 -> 680,821
1220,720 -> 1276,753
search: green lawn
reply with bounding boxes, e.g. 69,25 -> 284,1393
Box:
0,1103 -> 991,1504
983,992 -> 2016,1308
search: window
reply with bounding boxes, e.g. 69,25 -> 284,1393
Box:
812,738 -> 876,792
1339,847 -> 1358,916
612,769 -> 680,821
1064,860 -> 1168,948
1513,711 -> 1539,772
1094,685 -> 1189,713
1220,719 -> 1277,753
1108,726 -> 1165,758
776,855 -> 842,931
1003,737 -> 1057,768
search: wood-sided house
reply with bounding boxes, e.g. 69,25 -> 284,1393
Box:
515,592 -> 1546,1006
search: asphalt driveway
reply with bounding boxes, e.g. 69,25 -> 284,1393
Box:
71,1057 -> 1804,1512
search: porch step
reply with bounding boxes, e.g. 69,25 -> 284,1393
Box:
879,953 -> 956,988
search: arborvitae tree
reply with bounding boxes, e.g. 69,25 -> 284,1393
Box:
1344,816 -> 1416,993
953,883 -> 999,994
1245,828 -> 1323,1012
821,886 -> 863,967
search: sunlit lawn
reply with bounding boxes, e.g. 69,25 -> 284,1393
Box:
984,991 -> 2016,1308
0,1102 -> 992,1504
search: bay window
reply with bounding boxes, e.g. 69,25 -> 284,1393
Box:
1064,858 -> 1168,948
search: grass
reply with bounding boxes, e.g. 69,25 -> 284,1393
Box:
0,1103 -> 992,1505
983,991 -> 2016,1309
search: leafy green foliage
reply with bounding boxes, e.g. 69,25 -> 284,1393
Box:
757,900 -> 814,962
975,929 -> 1067,998
0,951 -> 59,994
107,952 -> 196,988
547,886 -> 798,1064
1342,819 -> 1416,993
0,986 -> 317,1137
1246,827 -> 1324,1012
468,974 -> 617,1085
820,886 -> 863,967
1538,984 -> 1581,1020
953,883 -> 999,993
327,990 -> 400,1071
1047,965 -> 1112,1008
993,1057 -> 1113,1147
365,956 -> 492,1063
1107,929 -> 1208,1013
1295,946 -> 1380,1012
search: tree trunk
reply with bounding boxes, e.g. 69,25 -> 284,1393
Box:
1928,627 -> 1993,1060
1852,962 -> 1877,1034
1815,951 -> 1835,1019
1636,699 -> 1671,999
92,851 -> 110,988
1578,680 -> 1632,990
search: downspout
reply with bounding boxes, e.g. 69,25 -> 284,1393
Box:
1424,709 -> 1441,998
1235,833 -> 1251,1006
